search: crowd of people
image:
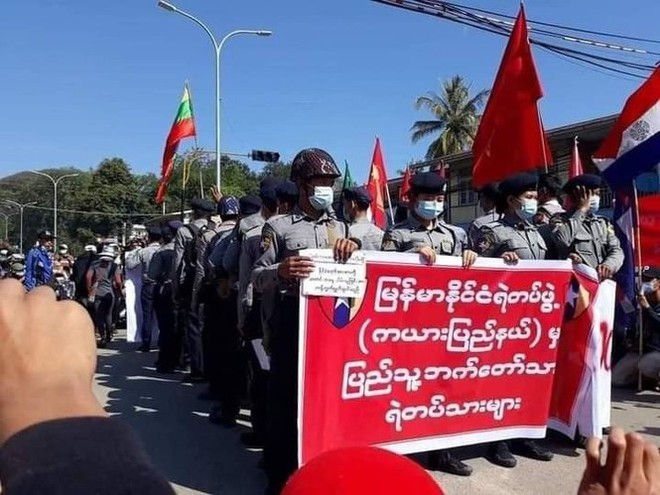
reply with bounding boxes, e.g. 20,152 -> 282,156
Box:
9,147 -> 660,494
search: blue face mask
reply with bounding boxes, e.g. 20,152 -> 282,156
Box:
435,201 -> 445,217
309,186 -> 334,211
589,195 -> 601,215
518,199 -> 538,221
415,200 -> 439,220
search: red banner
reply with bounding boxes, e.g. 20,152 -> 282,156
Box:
298,253 -> 573,465
638,194 -> 660,268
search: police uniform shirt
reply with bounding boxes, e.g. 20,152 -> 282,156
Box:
467,210 -> 499,251
140,242 -> 162,284
348,218 -> 385,251
173,218 -> 209,293
222,213 -> 265,277
251,207 -> 348,295
551,210 -> 624,272
474,215 -> 547,260
148,241 -> 176,286
381,215 -> 467,256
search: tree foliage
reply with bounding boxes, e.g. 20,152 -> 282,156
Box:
411,75 -> 490,160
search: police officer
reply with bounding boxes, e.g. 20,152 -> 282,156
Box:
472,172 -> 554,468
24,230 -> 55,292
534,173 -> 565,225
551,174 -> 624,279
237,182 -> 283,448
133,226 -> 163,352
467,183 -> 500,250
381,172 -> 477,477
173,197 -> 217,383
275,181 -> 299,216
342,186 -> 385,250
150,221 -> 182,374
252,148 -> 359,494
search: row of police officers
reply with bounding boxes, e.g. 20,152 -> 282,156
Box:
146,147 -> 623,494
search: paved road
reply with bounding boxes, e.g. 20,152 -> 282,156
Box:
94,336 -> 659,495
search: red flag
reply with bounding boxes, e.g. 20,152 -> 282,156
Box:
367,138 -> 389,229
433,161 -> 446,179
156,84 -> 197,204
399,166 -> 412,203
472,6 -> 551,189
569,137 -> 584,179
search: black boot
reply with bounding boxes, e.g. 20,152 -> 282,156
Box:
487,441 -> 517,468
428,450 -> 473,476
512,439 -> 554,461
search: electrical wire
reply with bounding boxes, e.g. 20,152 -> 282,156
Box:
21,204 -> 161,218
373,0 -> 654,79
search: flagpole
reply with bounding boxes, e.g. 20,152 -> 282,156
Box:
631,182 -> 645,392
538,107 -> 549,173
385,182 -> 395,225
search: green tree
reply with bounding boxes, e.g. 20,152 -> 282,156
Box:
411,75 -> 490,159
258,161 -> 292,181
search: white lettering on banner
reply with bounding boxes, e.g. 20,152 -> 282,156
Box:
301,251 -> 367,298
341,355 -> 556,400
374,277 -> 560,314
385,395 -> 523,432
367,317 -> 543,352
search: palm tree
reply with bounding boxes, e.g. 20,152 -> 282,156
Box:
411,75 -> 490,160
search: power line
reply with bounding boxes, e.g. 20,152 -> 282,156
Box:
23,204 -> 161,218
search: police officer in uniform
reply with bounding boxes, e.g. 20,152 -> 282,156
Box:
342,186 -> 385,250
236,182 -> 283,448
472,172 -> 554,468
150,221 -> 182,373
551,174 -> 624,279
534,173 -> 565,225
173,197 -> 217,383
381,172 -> 477,477
252,148 -> 360,494
467,183 -> 500,249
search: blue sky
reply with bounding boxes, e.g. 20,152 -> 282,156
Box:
1,0 -> 658,184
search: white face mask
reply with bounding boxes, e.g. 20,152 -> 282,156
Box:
518,198 -> 538,220
309,186 -> 334,211
588,195 -> 601,214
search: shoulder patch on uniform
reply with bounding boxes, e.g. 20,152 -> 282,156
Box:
381,231 -> 397,251
259,227 -> 275,254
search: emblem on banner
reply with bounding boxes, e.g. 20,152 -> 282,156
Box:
317,295 -> 366,329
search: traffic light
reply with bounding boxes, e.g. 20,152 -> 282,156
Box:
251,150 -> 280,163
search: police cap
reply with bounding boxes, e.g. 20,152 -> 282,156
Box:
260,178 -> 283,203
343,186 -> 372,205
147,225 -> 162,237
276,181 -> 299,201
38,230 -> 55,240
167,220 -> 184,232
190,197 -> 216,213
218,196 -> 240,216
239,195 -> 262,216
642,266 -> 660,280
477,182 -> 500,200
260,176 -> 284,190
563,174 -> 603,193
498,173 -> 538,198
410,172 -> 447,195
290,148 -> 341,181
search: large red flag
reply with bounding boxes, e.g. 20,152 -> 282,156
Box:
569,137 -> 584,179
399,166 -> 412,203
472,6 -> 551,188
367,138 -> 389,228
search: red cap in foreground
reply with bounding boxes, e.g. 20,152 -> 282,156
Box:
283,447 -> 445,495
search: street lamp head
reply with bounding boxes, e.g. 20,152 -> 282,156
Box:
157,0 -> 177,12
257,30 -> 273,36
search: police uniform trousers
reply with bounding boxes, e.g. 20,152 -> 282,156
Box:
154,283 -> 181,371
207,289 -> 245,419
264,294 -> 299,492
184,292 -> 205,378
244,297 -> 268,442
140,282 -> 156,346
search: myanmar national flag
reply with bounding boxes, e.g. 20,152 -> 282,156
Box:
342,160 -> 356,190
155,84 -> 197,204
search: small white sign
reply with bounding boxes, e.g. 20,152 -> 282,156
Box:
300,249 -> 367,298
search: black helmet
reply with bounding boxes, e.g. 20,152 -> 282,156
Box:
290,148 -> 341,181
38,230 -> 54,240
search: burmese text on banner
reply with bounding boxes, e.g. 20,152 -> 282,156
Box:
297,252 -> 573,465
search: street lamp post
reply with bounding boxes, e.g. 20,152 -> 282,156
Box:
4,200 -> 37,253
157,0 -> 272,189
0,213 -> 9,241
29,171 -> 79,241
